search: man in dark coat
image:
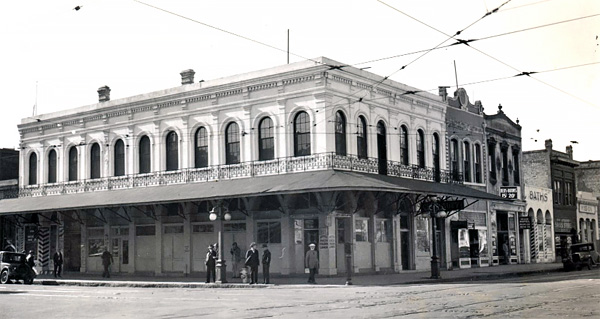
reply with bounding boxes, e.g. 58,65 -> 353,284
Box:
53,250 -> 64,278
205,244 -> 217,283
245,242 -> 260,284
261,244 -> 271,284
101,248 -> 113,278
25,250 -> 36,268
305,243 -> 319,284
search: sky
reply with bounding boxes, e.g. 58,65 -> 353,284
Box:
1,0 -> 598,161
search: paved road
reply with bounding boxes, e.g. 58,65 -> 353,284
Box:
1,269 -> 598,318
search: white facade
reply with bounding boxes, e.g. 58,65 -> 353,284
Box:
524,186 -> 555,263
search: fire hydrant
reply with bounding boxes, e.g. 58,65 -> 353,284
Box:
240,267 -> 248,284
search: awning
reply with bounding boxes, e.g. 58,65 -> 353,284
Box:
0,169 -> 509,215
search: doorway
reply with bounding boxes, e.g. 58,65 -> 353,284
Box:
303,218 -> 319,257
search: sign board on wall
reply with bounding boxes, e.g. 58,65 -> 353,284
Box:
500,186 -> 520,200
519,216 -> 533,230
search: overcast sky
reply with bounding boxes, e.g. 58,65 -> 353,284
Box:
1,0 -> 598,161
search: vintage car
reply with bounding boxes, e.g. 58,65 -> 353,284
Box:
562,243 -> 599,271
0,251 -> 36,284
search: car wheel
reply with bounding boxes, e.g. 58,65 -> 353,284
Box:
0,270 -> 8,284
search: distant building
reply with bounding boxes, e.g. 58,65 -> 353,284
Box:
575,160 -> 600,249
0,148 -> 18,252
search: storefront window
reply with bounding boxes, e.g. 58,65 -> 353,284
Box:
224,222 -> 246,232
192,224 -> 214,233
376,220 -> 392,242
136,225 -> 155,236
416,217 -> 430,253
257,221 -> 281,243
355,219 -> 369,242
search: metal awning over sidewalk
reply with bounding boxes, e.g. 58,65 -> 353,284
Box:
0,169 -> 509,215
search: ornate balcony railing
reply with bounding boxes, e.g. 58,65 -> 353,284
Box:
18,152 -> 464,198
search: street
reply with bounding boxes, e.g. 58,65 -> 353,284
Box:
0,269 -> 598,318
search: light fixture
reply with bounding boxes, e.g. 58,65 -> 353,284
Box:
209,207 -> 217,221
224,212 -> 232,221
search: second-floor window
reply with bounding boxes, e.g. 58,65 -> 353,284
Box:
357,116 -> 367,159
553,179 -> 563,205
68,146 -> 78,181
400,125 -> 409,165
335,111 -> 346,156
416,129 -> 425,168
139,136 -> 151,174
564,181 -> 573,205
90,143 -> 101,179
451,139 -> 459,179
225,122 -> 240,164
28,153 -> 37,185
474,144 -> 482,183
294,111 -> 311,157
195,127 -> 208,168
114,139 -> 125,176
488,140 -> 497,183
48,149 -> 57,183
432,133 -> 440,181
512,149 -> 520,185
463,141 -> 471,183
166,131 -> 179,171
258,117 -> 274,161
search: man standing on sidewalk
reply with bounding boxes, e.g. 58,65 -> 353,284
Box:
230,242 -> 241,278
205,244 -> 217,283
53,250 -> 63,278
245,242 -> 260,284
305,243 -> 319,284
261,244 -> 271,284
101,248 -> 113,278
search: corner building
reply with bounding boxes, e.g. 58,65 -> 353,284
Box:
1,58 -> 502,277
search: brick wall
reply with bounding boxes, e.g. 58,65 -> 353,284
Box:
523,151 -> 550,188
576,161 -> 600,193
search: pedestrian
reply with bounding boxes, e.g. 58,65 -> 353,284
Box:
305,243 -> 319,284
205,244 -> 217,283
230,242 -> 242,278
502,240 -> 510,265
101,248 -> 113,278
53,250 -> 64,278
25,250 -> 36,268
245,242 -> 260,284
261,244 -> 271,284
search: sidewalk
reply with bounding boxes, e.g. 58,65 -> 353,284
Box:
32,263 -> 569,289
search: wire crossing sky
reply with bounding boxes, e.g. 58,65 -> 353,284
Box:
0,0 -> 598,161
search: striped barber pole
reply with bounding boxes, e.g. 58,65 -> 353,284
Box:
37,227 -> 50,274
530,227 -> 537,261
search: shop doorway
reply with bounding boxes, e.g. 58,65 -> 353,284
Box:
399,213 -> 412,270
111,226 -> 130,273
303,218 -> 319,257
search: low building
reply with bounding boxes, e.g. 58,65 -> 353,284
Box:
523,186 -> 554,263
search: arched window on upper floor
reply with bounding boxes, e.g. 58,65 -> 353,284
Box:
416,129 -> 425,168
139,136 -> 151,174
225,122 -> 240,164
48,149 -> 57,183
90,143 -> 101,179
259,117 -> 274,161
194,127 -> 209,168
450,138 -> 459,180
68,146 -> 78,181
474,143 -> 482,183
166,131 -> 179,171
463,141 -> 471,183
400,125 -> 409,165
293,111 -> 311,157
28,153 -> 37,185
357,116 -> 367,159
114,139 -> 125,176
432,133 -> 440,182
335,111 -> 346,156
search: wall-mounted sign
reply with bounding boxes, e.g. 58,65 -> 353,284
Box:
519,216 -> 533,230
500,186 -> 519,199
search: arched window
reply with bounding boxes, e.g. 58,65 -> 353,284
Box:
400,125 -> 409,165
357,116 -> 367,159
463,141 -> 471,183
90,143 -> 101,179
474,144 -> 482,183
432,133 -> 440,182
194,127 -> 208,168
166,131 -> 179,171
139,136 -> 151,174
225,122 -> 240,164
114,139 -> 125,176
450,139 -> 459,180
48,149 -> 57,183
293,111 -> 311,157
335,111 -> 346,156
377,121 -> 387,175
68,146 -> 78,181
416,129 -> 425,168
258,117 -> 274,161
28,153 -> 37,185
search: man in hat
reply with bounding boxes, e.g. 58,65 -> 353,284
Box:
230,242 -> 241,278
261,244 -> 271,284
205,244 -> 217,283
305,243 -> 319,284
101,247 -> 113,278
245,242 -> 260,284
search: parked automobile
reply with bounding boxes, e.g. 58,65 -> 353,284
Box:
562,243 -> 599,271
0,251 -> 36,284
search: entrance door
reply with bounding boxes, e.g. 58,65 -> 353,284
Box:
303,219 -> 319,256
377,122 -> 387,175
162,225 -> 184,272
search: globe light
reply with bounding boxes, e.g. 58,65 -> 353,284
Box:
209,213 -> 217,221
224,212 -> 232,221
437,211 -> 447,218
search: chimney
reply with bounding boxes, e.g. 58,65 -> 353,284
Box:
180,69 -> 195,85
438,86 -> 449,101
566,145 -> 573,159
545,139 -> 552,151
97,86 -> 111,102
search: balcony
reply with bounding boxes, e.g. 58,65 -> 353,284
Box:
18,153 -> 463,198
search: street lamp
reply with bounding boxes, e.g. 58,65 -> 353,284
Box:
209,205 -> 231,284
428,197 -> 447,279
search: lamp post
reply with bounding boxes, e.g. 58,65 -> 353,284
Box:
428,197 -> 447,279
209,205 -> 231,284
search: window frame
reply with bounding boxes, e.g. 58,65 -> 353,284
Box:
28,152 -> 37,185
90,143 -> 101,179
139,136 -> 151,174
335,111 -> 347,156
194,127 -> 209,168
114,139 -> 125,177
357,116 -> 368,159
68,146 -> 78,181
256,220 -> 282,244
416,129 -> 425,168
166,131 -> 179,171
258,117 -> 275,161
400,125 -> 409,165
225,122 -> 241,164
293,111 -> 311,157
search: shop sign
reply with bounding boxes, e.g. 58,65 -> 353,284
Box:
554,218 -> 573,233
318,234 -> 328,250
519,216 -> 533,230
500,186 -> 519,199
580,204 -> 596,214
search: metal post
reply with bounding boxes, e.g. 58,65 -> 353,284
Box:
430,202 -> 441,279
215,207 -> 228,284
